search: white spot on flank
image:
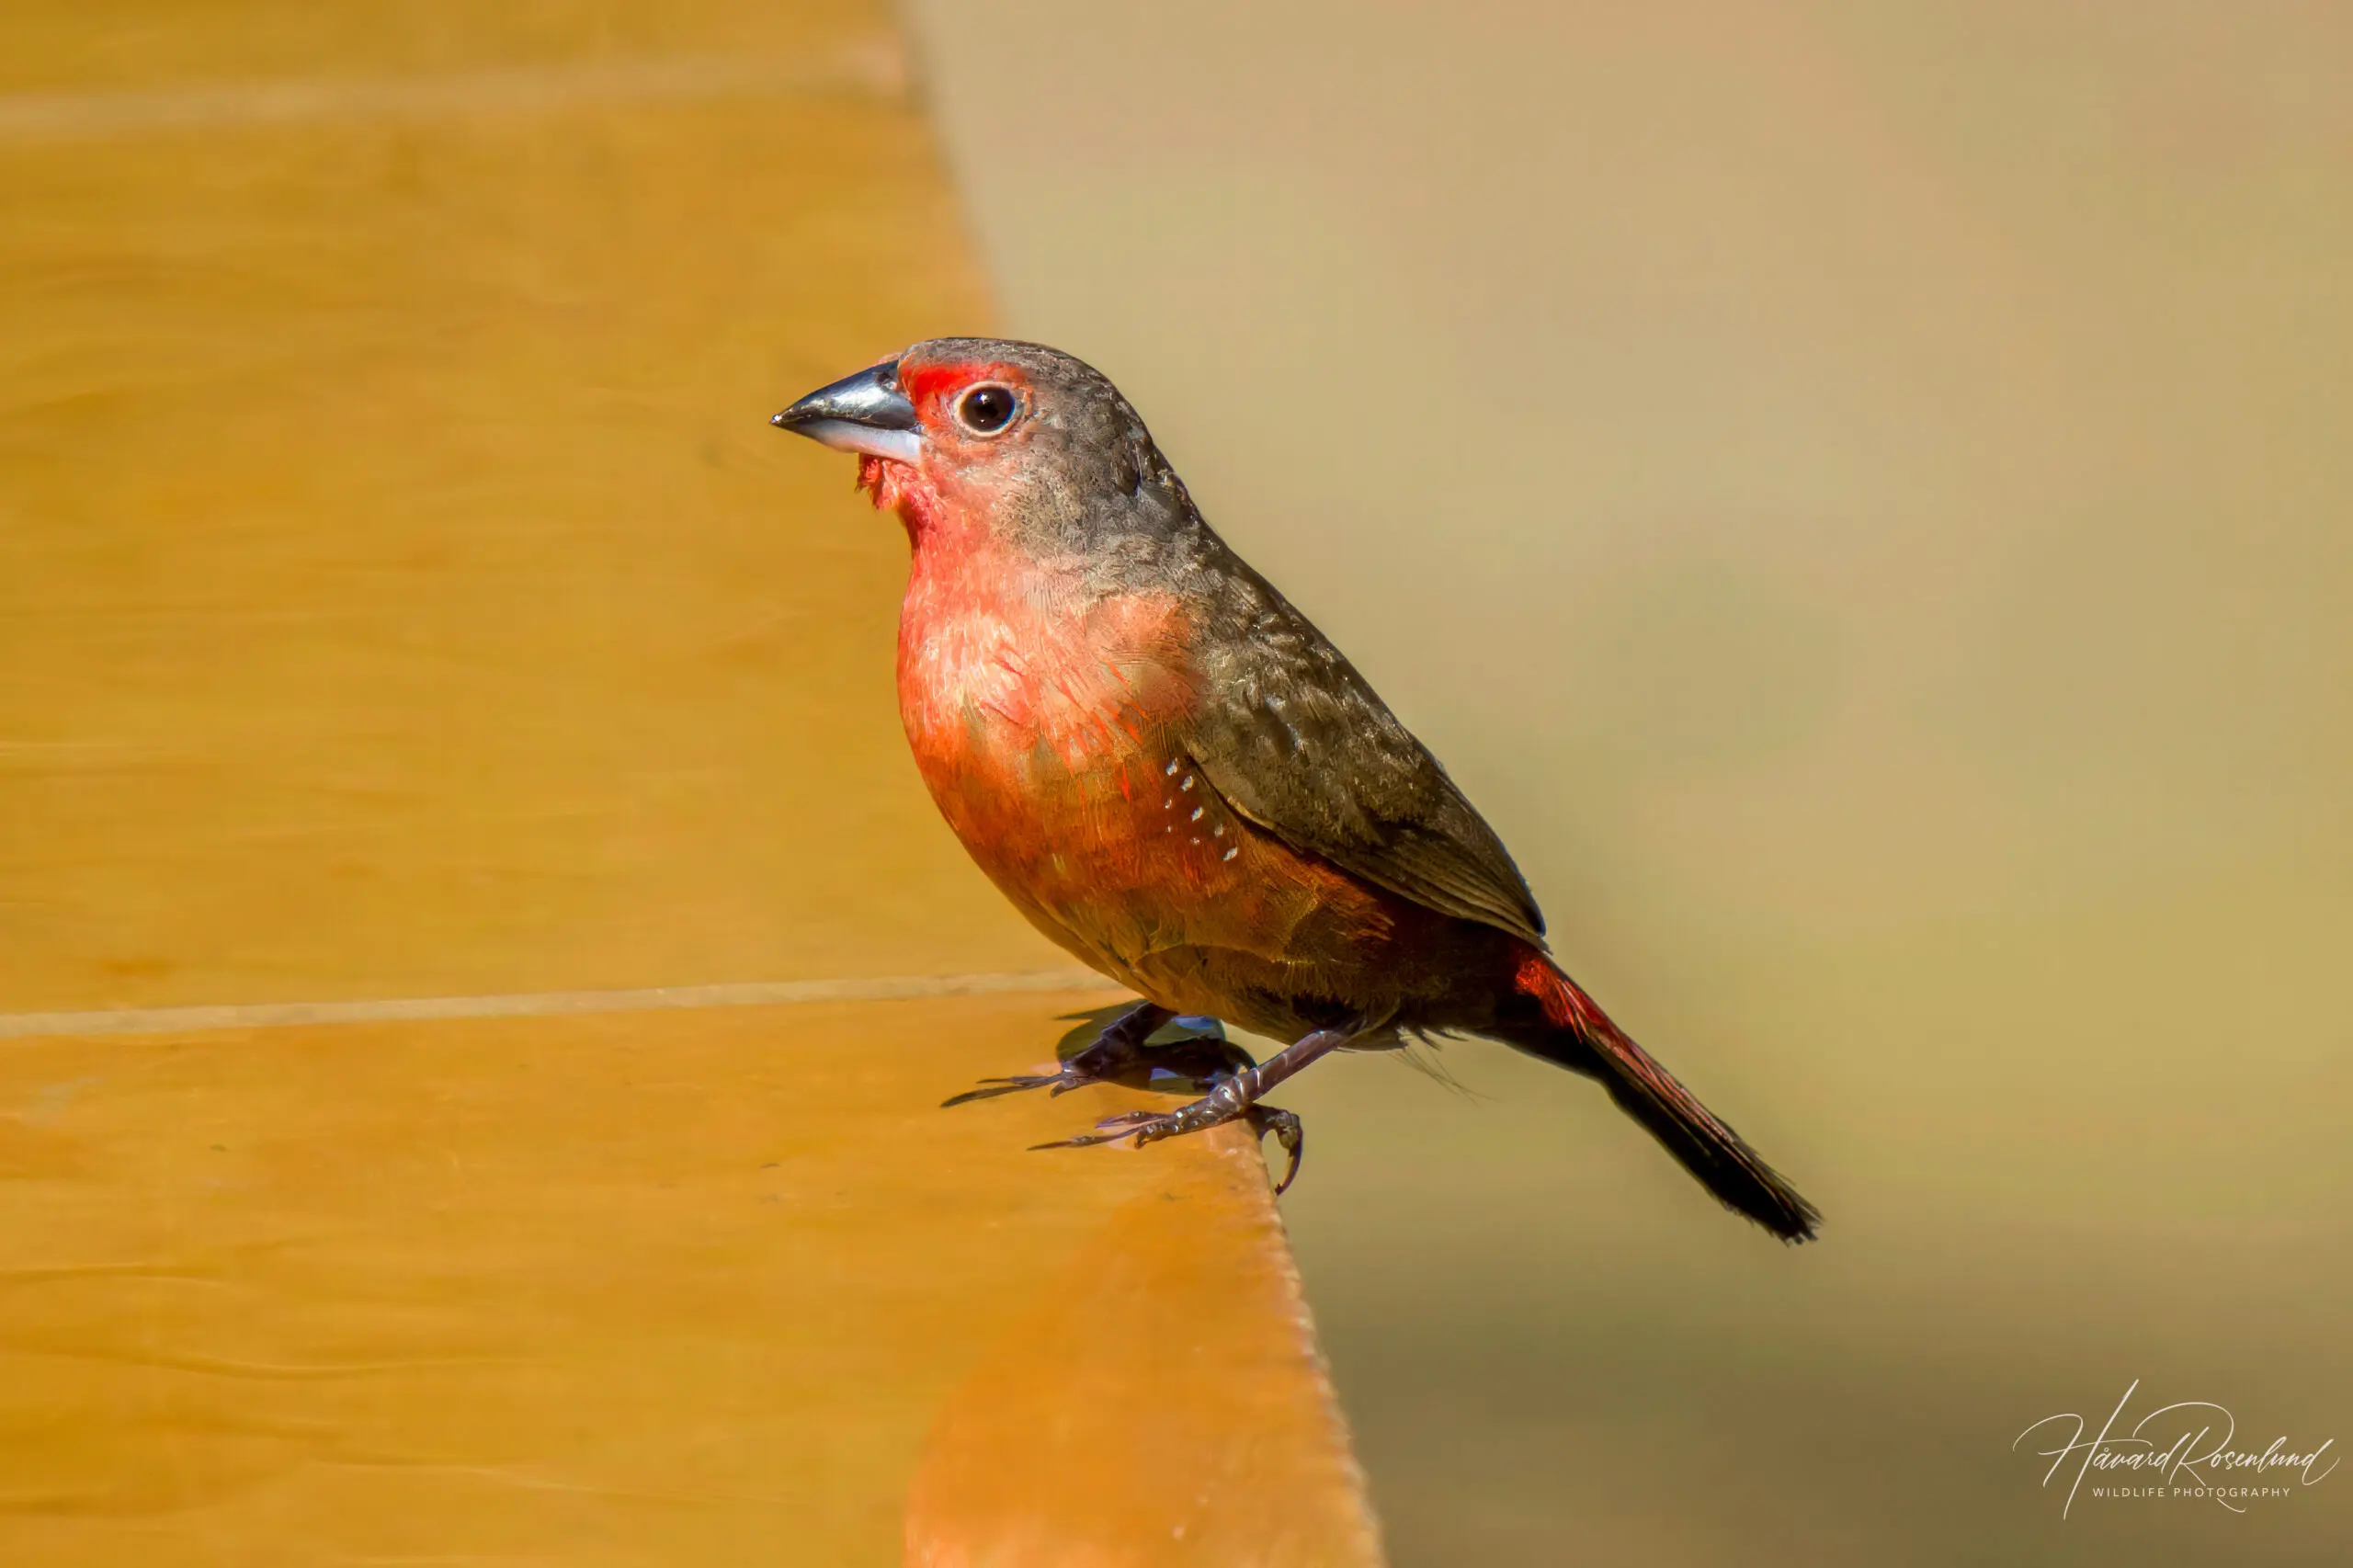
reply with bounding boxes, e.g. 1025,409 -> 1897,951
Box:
1222,846 -> 1238,861
1180,775 -> 1195,790
1189,806 -> 1203,821
1211,824 -> 1223,837
1164,760 -> 1179,776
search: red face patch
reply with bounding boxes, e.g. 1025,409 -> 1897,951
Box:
897,359 -> 1033,445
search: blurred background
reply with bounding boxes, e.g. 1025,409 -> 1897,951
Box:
5,2 -> 2347,1564
903,3 -> 2350,1563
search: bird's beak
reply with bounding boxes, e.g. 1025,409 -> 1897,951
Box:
770,358 -> 923,464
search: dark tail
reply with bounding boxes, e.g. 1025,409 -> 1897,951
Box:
1500,954 -> 1820,1244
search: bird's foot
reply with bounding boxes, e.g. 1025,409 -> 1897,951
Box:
941,1006 -> 1255,1108
939,1066 -> 1091,1106
940,1001 -> 1170,1107
1029,1067 -> 1307,1194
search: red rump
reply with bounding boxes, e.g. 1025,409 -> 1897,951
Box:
1515,948 -> 1610,1037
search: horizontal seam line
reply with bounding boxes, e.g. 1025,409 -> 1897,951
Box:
0,43 -> 906,144
0,968 -> 1122,1041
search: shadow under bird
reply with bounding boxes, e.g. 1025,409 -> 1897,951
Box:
772,339 -> 1819,1242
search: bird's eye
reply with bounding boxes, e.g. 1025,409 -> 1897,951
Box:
956,383 -> 1018,436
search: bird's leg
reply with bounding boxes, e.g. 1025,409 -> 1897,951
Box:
1035,1022 -> 1358,1190
940,1002 -> 1176,1107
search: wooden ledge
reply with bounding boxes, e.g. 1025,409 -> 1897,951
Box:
0,992 -> 1383,1564
0,1 -> 1384,1560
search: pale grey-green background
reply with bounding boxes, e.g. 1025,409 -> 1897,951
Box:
903,4 -> 2350,1563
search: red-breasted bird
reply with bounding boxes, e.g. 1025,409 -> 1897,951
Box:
772,339 -> 1818,1241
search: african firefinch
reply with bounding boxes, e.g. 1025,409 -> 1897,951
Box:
773,340 -> 1816,1241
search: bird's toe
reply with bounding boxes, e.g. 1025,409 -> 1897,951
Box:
1245,1105 -> 1305,1195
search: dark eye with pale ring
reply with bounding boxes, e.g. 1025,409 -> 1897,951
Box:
957,383 -> 1018,436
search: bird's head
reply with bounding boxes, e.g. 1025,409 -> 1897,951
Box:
771,337 -> 1173,547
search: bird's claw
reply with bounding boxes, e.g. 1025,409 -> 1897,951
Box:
1245,1104 -> 1305,1196
1028,1107 -> 1194,1152
1031,1099 -> 1307,1196
940,1070 -> 1095,1108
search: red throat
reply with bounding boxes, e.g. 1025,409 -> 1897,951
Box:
856,453 -> 945,541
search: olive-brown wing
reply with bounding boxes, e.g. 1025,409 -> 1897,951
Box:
1175,578 -> 1547,948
